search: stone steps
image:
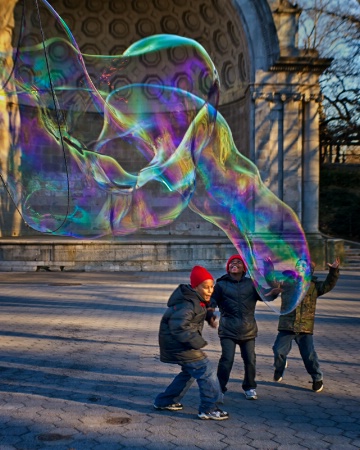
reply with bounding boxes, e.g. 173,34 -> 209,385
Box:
344,243 -> 360,270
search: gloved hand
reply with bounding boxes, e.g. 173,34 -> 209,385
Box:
205,308 -> 217,328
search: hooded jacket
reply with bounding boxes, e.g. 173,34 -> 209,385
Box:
211,273 -> 263,340
158,284 -> 208,364
278,266 -> 339,333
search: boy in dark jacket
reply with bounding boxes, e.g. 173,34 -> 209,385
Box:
269,257 -> 340,392
211,254 -> 280,401
154,265 -> 228,420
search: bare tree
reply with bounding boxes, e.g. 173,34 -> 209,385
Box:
297,0 -> 360,149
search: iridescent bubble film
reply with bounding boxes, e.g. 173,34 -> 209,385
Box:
0,0 -> 310,313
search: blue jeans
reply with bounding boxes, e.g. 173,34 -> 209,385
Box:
154,357 -> 222,413
273,331 -> 323,381
217,338 -> 256,392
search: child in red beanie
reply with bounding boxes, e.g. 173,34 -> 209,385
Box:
154,265 -> 229,420
211,254 -> 280,401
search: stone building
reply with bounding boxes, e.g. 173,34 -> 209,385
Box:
0,0 -> 340,270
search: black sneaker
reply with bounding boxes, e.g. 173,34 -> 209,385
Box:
274,370 -> 283,382
312,380 -> 323,392
153,403 -> 183,411
198,408 -> 229,420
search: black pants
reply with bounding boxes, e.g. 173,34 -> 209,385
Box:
217,337 -> 256,392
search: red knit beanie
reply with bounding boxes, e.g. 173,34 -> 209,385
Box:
190,265 -> 214,288
226,254 -> 247,273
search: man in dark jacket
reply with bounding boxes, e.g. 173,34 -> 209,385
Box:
211,254 -> 279,401
154,265 -> 229,420
270,257 -> 340,392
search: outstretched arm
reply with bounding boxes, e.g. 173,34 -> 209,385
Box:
264,285 -> 283,297
316,257 -> 340,296
327,257 -> 340,270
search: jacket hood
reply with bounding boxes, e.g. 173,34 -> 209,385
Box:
167,284 -> 201,307
217,273 -> 246,283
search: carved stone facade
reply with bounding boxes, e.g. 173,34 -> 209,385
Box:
1,0 -> 330,251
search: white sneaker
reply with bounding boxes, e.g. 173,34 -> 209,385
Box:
198,409 -> 229,420
244,389 -> 257,400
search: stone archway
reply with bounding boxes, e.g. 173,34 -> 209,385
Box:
5,0 -> 254,238
1,0 -> 331,261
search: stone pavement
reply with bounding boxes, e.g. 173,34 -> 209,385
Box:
0,268 -> 359,450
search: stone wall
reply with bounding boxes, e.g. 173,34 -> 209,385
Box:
0,236 -> 235,271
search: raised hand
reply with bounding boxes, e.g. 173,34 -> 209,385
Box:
265,284 -> 284,297
208,316 -> 218,329
327,257 -> 340,269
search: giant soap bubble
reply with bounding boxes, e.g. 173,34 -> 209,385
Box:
0,0 -> 311,313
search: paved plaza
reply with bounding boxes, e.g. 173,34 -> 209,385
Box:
0,268 -> 359,449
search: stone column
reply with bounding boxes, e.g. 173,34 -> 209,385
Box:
265,0 -> 334,264
252,88 -> 303,227
251,61 -> 331,264
0,0 -> 21,236
282,94 -> 302,217
302,95 -> 321,234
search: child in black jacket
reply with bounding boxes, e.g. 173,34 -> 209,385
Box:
154,265 -> 229,420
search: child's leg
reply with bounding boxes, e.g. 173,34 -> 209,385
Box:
240,338 -> 256,391
217,337 -> 236,393
154,364 -> 194,406
295,333 -> 323,381
273,330 -> 294,373
187,358 -> 221,413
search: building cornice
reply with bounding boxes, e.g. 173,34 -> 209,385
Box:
270,55 -> 333,74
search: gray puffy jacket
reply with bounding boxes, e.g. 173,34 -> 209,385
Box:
159,284 -> 208,364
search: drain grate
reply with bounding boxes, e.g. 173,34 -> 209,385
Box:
88,395 -> 101,402
37,433 -> 72,442
106,417 -> 131,425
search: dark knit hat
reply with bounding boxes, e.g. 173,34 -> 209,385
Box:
226,254 -> 247,273
282,270 -> 298,279
190,265 -> 214,288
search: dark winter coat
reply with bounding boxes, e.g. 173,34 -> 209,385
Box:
278,266 -> 339,334
211,273 -> 269,341
158,284 -> 209,364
